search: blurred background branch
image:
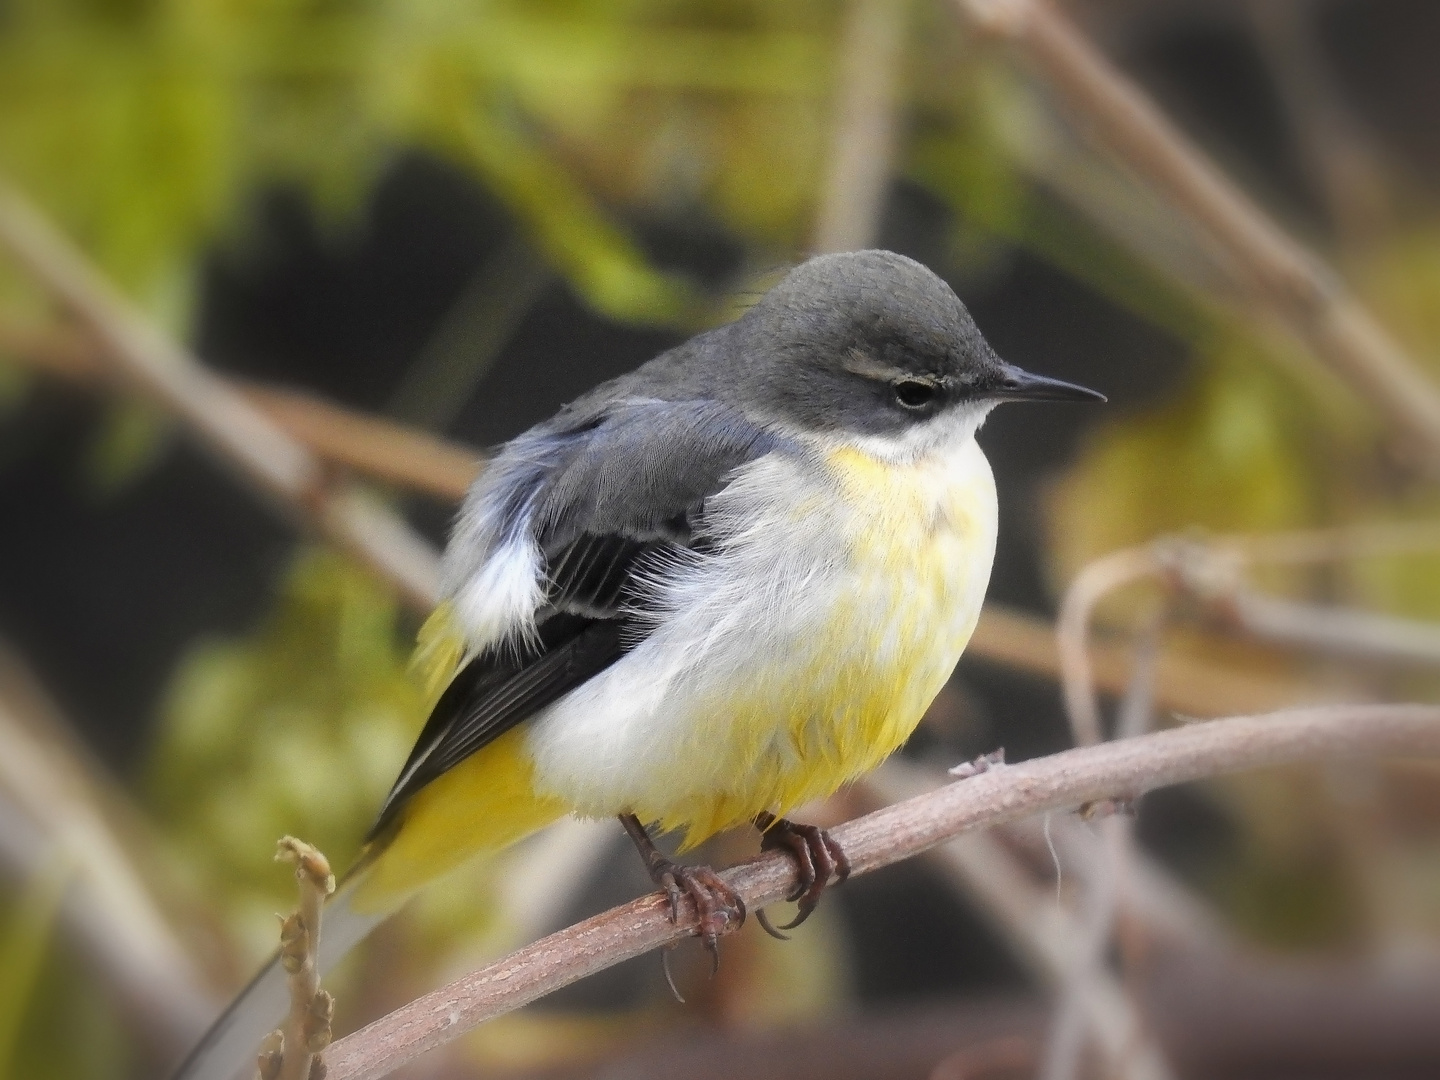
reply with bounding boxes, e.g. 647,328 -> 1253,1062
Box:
0,648 -> 217,1063
955,0 -> 1440,467
0,184 -> 442,611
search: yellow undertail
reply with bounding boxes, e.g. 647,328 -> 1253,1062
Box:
347,605 -> 567,915
349,727 -> 568,914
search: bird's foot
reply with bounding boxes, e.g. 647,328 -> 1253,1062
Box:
619,814 -> 745,970
753,811 -> 851,939
653,860 -> 746,969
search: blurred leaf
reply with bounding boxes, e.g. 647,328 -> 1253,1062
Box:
0,855 -> 70,1078
79,397 -> 171,496
0,361 -> 29,417
1211,846 -> 1363,951
0,0 -> 851,327
1048,335 -> 1322,588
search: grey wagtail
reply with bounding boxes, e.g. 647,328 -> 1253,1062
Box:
176,249 -> 1103,1079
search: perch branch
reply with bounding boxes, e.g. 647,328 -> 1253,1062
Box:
322,704 -> 1440,1080
954,0 -> 1440,465
0,182 -> 441,610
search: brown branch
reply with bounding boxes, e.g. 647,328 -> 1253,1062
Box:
0,320 -> 483,503
812,0 -> 908,253
954,0 -> 1440,466
236,384 -> 480,503
0,182 -> 442,610
1223,589 -> 1440,668
970,604 -> 1319,717
323,704 -> 1440,1080
0,651 -> 219,1056
1055,546 -> 1159,746
1244,0 -> 1392,246
1152,533 -> 1440,669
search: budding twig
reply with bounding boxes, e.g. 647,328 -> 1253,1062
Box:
262,838 -> 337,1080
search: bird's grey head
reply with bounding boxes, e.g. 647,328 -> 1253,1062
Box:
728,250 -> 1102,446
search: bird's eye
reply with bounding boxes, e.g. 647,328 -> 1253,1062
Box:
893,380 -> 937,409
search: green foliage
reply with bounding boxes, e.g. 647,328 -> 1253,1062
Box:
80,399 -> 173,496
0,0 -> 861,327
0,859 -> 129,1080
1048,335 -> 1323,581
1211,847 -> 1364,951
0,857 -> 69,1079
148,548 -> 425,960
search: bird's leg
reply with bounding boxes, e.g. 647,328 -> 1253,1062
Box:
752,811 -> 852,938
619,813 -> 745,967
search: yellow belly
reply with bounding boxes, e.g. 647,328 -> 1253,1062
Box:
630,439 -> 999,846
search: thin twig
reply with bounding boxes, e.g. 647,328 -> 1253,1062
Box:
238,384 -> 480,503
1040,616 -> 1169,1080
323,704 -> 1440,1080
0,182 -> 442,610
386,234 -> 550,430
1054,523 -> 1440,734
1154,535 -> 1440,668
1055,546 -> 1160,746
1224,590 -> 1440,668
1223,519 -> 1440,566
971,604 -> 1322,717
267,839 -> 337,1080
0,320 -> 484,503
954,0 -> 1440,466
1244,0 -> 1391,246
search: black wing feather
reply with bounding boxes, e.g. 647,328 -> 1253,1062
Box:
370,615 -> 623,835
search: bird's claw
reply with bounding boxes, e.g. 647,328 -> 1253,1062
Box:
754,812 -> 851,936
652,859 -> 746,968
620,813 -> 745,971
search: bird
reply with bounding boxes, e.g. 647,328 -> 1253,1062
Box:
173,249 -> 1103,1079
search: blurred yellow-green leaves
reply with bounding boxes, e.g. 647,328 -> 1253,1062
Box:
148,550 -> 422,960
0,0 -> 861,327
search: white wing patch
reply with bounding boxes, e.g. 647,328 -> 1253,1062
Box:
452,529 -> 545,653
442,448 -> 551,655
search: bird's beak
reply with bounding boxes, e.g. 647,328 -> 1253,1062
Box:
990,363 -> 1106,403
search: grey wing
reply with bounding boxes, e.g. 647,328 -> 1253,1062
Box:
369,398 -> 781,835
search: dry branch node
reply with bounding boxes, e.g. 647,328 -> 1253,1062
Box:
264,837 -> 336,1080
257,1031 -> 285,1080
949,748 -> 1007,779
1075,797 -> 1137,821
